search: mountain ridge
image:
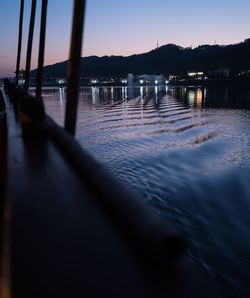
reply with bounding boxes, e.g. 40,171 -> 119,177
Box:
31,38 -> 250,78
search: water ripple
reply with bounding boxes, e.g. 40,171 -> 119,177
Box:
42,86 -> 250,298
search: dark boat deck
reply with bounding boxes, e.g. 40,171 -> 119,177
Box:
0,85 -> 226,298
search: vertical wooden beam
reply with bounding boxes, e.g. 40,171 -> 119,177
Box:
24,0 -> 37,92
15,0 -> 24,86
64,0 -> 86,136
36,0 -> 48,98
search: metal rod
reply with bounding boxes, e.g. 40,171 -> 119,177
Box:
15,0 -> 24,86
24,0 -> 37,92
36,0 -> 48,98
64,0 -> 86,136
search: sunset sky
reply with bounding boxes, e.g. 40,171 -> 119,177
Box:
1,0 -> 250,76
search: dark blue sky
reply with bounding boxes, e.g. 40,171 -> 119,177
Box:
1,0 -> 250,76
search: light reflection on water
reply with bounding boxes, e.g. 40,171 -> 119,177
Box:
39,86 -> 250,297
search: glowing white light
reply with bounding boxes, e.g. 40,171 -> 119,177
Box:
140,80 -> 144,84
155,80 -> 158,85
58,79 -> 65,84
188,72 -> 204,77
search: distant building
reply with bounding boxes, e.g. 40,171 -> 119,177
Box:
208,68 -> 230,78
187,71 -> 204,78
169,74 -> 179,80
127,74 -> 165,85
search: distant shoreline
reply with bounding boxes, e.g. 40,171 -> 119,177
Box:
168,78 -> 250,87
3,78 -> 250,89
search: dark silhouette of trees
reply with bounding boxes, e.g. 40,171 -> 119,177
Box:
31,38 -> 250,78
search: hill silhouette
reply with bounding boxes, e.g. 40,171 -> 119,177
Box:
31,38 -> 250,78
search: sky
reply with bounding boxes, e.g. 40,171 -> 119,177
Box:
1,0 -> 250,76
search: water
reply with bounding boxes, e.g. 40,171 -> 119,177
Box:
39,85 -> 250,297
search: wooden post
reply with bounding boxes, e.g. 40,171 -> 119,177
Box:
64,0 -> 86,136
36,0 -> 48,98
24,0 -> 37,92
15,0 -> 24,86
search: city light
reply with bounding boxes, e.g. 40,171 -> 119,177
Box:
57,79 -> 66,84
188,72 -> 204,77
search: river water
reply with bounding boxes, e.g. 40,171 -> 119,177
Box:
40,85 -> 250,297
